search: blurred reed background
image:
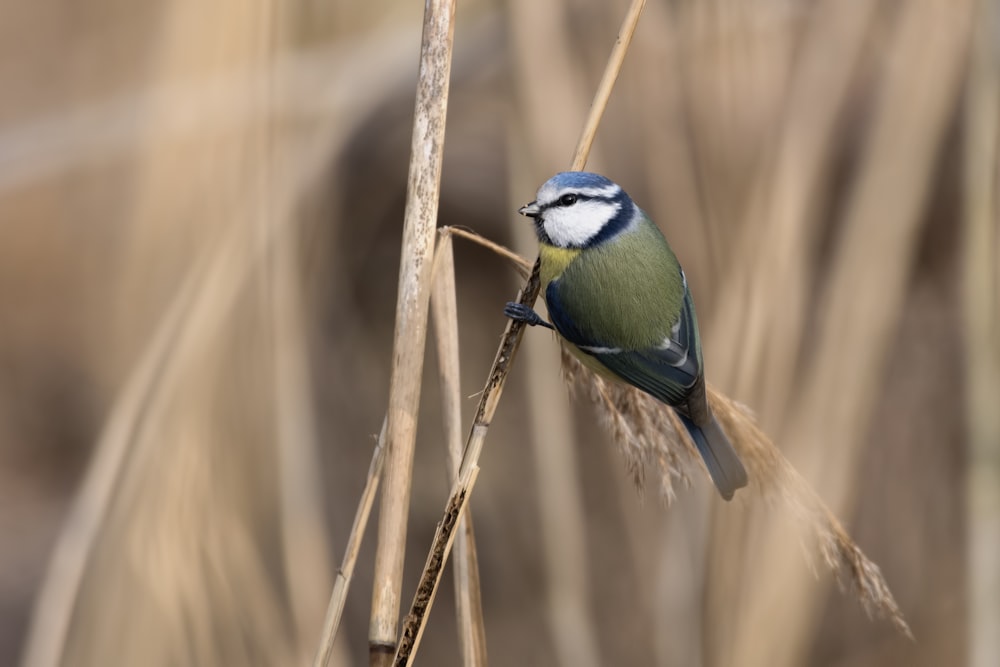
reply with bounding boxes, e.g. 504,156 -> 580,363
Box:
1,0 -> 997,666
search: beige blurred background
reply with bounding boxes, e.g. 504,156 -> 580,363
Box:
1,0 -> 998,666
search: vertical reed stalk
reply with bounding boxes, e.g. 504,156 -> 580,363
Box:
368,1 -> 458,664
430,231 -> 488,665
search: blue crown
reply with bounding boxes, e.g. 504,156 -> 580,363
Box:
545,171 -> 617,191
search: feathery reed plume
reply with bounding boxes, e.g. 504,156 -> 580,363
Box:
560,349 -> 911,636
560,345 -> 692,500
706,387 -> 911,636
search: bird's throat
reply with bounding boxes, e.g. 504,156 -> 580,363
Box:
538,243 -> 581,290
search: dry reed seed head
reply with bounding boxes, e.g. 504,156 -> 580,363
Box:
823,515 -> 914,639
558,347 -> 696,501
712,386 -> 912,636
558,352 -> 911,636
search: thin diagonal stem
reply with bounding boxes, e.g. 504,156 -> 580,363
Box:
312,420 -> 388,667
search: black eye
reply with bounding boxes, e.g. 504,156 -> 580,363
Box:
558,194 -> 578,206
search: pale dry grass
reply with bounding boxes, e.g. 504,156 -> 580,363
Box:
0,0 -> 987,666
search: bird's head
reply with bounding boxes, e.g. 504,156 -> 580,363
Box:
519,171 -> 637,249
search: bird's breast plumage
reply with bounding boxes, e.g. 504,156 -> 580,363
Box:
538,244 -> 581,290
541,214 -> 686,351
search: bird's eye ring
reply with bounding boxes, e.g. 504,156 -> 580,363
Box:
558,194 -> 578,206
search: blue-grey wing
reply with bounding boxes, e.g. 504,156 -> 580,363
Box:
545,279 -> 596,348
546,278 -> 702,408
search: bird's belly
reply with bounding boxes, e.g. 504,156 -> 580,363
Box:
560,338 -> 625,384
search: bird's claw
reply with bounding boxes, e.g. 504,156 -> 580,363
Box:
504,302 -> 555,330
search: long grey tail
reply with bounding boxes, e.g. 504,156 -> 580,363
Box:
678,413 -> 748,500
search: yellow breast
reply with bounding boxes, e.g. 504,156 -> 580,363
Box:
538,243 -> 581,290
537,243 -> 622,383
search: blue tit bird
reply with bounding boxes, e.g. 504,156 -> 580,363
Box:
505,171 -> 748,500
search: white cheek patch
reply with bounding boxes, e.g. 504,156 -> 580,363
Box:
543,200 -> 620,248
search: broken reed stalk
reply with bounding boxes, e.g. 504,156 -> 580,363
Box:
368,0 -> 457,664
312,420 -> 387,667
430,232 -> 488,665
447,227 -> 532,279
391,1 -> 648,664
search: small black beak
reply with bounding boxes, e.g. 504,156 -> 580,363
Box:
518,201 -> 541,218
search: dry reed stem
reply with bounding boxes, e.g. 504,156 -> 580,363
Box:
570,0 -> 647,171
445,227 -> 532,278
393,465 -> 482,666
430,231 -> 488,666
368,0 -> 457,662
313,419 -> 388,667
963,2 -> 1000,664
391,1 -> 648,664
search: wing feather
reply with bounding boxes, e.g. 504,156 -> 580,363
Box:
546,278 -> 702,408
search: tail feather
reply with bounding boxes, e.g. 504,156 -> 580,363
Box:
678,413 -> 748,500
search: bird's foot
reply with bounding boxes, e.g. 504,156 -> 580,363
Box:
504,302 -> 555,330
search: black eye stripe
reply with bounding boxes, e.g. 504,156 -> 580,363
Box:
540,194 -> 612,212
